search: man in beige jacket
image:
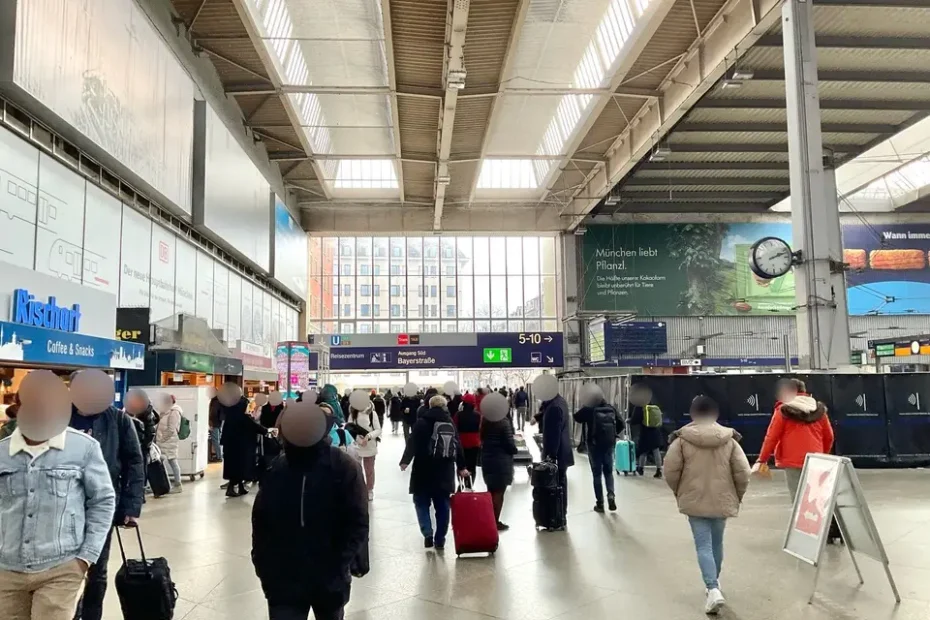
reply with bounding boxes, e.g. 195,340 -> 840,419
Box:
663,396 -> 751,615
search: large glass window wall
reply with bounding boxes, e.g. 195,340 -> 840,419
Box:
306,236 -> 560,334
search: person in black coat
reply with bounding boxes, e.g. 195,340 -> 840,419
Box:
629,404 -> 664,478
259,401 -> 286,471
399,396 -> 467,550
252,406 -> 369,620
480,417 -> 517,530
222,396 -> 269,497
388,394 -> 403,434
400,393 -> 422,441
541,393 -> 574,519
574,392 -> 624,512
371,392 -> 386,430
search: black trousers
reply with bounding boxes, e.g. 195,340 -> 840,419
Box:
462,447 -> 480,479
403,420 -> 413,441
269,602 -> 345,620
74,529 -> 113,620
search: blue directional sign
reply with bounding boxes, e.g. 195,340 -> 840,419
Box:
0,321 -> 145,369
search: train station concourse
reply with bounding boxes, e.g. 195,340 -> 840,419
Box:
2,0 -> 930,619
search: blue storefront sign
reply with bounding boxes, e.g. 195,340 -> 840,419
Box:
0,321 -> 145,370
317,332 -> 564,371
12,289 -> 82,332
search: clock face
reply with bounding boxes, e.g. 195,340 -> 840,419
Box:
750,237 -> 792,280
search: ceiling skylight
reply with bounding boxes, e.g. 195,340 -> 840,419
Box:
478,160 -> 540,189
244,0 -> 398,195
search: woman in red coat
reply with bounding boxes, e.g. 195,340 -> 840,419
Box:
454,394 -> 481,483
753,378 -> 833,501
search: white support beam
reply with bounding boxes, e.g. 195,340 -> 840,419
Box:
561,0 -> 785,230
434,0 -> 471,230
230,0 -> 332,200
539,0 -> 678,201
381,0 -> 405,202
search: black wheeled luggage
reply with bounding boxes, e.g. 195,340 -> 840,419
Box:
532,486 -> 565,530
529,459 -> 558,489
114,525 -> 178,620
147,458 -> 171,498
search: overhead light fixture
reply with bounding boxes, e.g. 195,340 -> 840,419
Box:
731,68 -> 755,81
649,146 -> 672,162
447,68 -> 467,90
604,187 -> 622,206
721,68 -> 754,90
436,175 -> 451,186
720,79 -> 744,90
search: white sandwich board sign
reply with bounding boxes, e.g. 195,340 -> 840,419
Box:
782,454 -> 900,603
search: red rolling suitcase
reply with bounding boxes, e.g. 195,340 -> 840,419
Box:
451,477 -> 499,556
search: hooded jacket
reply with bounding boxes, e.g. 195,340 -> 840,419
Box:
319,384 -> 345,425
663,422 -> 751,519
251,443 -> 369,605
541,395 -> 574,468
156,404 -> 183,460
758,394 -> 834,469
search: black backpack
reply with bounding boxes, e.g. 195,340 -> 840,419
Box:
592,405 -> 619,448
430,420 -> 459,460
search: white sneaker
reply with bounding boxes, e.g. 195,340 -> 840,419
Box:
704,588 -> 725,615
368,491 -> 374,501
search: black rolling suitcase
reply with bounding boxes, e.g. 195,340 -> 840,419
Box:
529,459 -> 558,489
532,486 -> 565,530
114,525 -> 178,620
147,458 -> 171,498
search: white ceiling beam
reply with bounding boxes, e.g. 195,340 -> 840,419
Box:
537,0 -> 678,205
561,0 -> 785,230
381,0 -> 405,202
465,0 -> 532,205
434,0 -> 472,230
229,0 -> 332,200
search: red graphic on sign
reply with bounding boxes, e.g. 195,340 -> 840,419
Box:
397,334 -> 409,345
794,461 -> 839,537
159,241 -> 170,263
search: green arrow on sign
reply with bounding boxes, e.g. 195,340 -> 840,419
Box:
483,348 -> 512,364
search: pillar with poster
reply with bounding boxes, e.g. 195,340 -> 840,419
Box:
782,453 -> 900,603
276,341 -> 311,400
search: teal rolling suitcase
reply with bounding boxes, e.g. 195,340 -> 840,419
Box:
616,439 -> 636,476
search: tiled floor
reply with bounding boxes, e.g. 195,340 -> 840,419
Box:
102,433 -> 930,619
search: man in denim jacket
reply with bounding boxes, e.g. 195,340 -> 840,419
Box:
0,370 -> 116,619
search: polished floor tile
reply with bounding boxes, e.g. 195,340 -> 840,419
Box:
99,433 -> 930,619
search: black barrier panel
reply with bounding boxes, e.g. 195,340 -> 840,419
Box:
793,375 -> 834,414
690,376 -> 732,426
883,374 -> 930,462
830,375 -> 889,466
718,375 -> 778,458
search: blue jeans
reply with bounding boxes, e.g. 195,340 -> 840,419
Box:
413,492 -> 451,544
589,447 -> 615,504
688,516 -> 726,590
210,427 -> 223,461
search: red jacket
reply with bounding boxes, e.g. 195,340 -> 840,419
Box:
454,398 -> 481,449
758,394 -> 834,469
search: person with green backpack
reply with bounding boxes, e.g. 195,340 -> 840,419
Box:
629,400 -> 665,478
155,393 -> 187,494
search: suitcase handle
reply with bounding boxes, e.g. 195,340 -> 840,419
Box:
114,524 -> 151,576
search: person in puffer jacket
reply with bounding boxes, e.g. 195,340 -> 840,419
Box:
663,396 -> 751,615
753,378 -> 834,501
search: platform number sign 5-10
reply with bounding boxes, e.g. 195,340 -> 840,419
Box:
518,333 -> 554,345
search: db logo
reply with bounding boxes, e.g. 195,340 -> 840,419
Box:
158,241 -> 170,264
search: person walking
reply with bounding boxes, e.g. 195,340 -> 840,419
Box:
347,403 -> 382,501
371,392 -> 386,431
400,395 -> 468,550
663,396 -> 751,615
69,370 -> 144,620
400,391 -> 422,441
453,393 -> 481,483
514,386 -> 529,432
629,400 -> 664,478
754,379 -> 833,499
221,385 -> 271,497
389,392 -> 403,435
541,389 -> 574,522
252,403 -> 369,620
208,387 -> 223,462
125,389 -> 158,465
573,386 -> 624,513
155,394 -> 184,494
480,411 -> 518,531
0,371 -> 116,620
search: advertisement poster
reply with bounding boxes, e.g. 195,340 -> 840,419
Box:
0,127 -> 38,269
581,224 -> 795,316
149,225 -> 176,322
119,206 -> 152,307
82,184 -> 122,296
844,224 -> 930,315
273,199 -> 309,299
35,155 -> 86,283
793,458 -> 840,538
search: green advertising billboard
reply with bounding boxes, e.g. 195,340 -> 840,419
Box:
580,223 -> 796,316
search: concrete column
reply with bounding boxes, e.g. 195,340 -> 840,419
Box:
560,234 -> 582,372
783,0 -> 850,370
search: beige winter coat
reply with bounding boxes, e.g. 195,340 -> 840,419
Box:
663,422 -> 751,519
156,405 -> 183,460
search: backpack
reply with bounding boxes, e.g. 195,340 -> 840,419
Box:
644,404 -> 663,428
430,420 -> 459,460
334,428 -> 360,461
178,414 -> 191,441
592,405 -> 618,447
